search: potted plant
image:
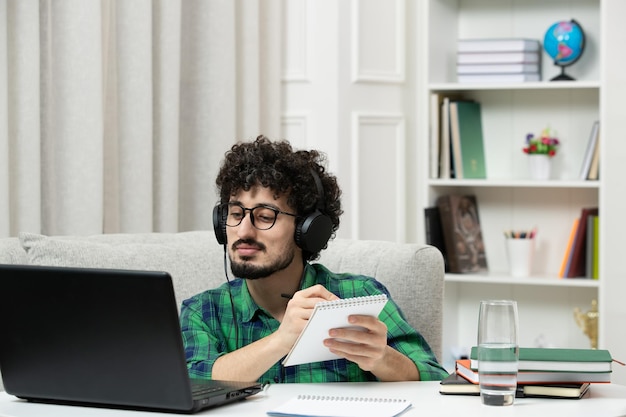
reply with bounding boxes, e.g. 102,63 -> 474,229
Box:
523,128 -> 560,179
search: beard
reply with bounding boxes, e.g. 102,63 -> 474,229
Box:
229,240 -> 296,280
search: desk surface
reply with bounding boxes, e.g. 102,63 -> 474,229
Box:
1,382 -> 625,417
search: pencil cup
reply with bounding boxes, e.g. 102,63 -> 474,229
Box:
505,238 -> 535,277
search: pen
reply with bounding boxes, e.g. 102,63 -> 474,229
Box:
281,293 -> 293,300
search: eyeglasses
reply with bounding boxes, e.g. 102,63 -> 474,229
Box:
221,202 -> 297,230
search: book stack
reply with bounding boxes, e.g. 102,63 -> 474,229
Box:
457,38 -> 542,84
441,346 -> 614,399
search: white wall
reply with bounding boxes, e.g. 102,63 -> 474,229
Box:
281,0 -> 415,243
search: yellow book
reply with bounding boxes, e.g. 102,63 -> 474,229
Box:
559,218 -> 579,278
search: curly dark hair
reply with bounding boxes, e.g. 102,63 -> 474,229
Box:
216,135 -> 343,260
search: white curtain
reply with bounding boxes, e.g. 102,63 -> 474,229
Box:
0,0 -> 282,237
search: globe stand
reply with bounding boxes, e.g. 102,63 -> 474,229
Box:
550,65 -> 575,81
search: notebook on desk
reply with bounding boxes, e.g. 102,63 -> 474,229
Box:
0,264 -> 262,413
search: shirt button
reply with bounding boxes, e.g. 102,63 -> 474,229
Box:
274,376 -> 280,383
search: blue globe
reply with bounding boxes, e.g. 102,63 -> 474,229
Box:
543,20 -> 585,67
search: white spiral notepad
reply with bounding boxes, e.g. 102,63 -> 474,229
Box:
282,294 -> 388,367
266,394 -> 411,417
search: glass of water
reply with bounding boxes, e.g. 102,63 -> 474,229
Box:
477,300 -> 519,406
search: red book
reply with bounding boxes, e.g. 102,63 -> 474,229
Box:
455,359 -> 610,385
567,207 -> 599,278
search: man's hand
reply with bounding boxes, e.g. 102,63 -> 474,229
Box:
273,284 -> 339,352
211,284 -> 339,381
322,314 -> 420,381
322,314 -> 388,370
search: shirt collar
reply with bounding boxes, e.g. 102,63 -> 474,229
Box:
238,263 -> 316,322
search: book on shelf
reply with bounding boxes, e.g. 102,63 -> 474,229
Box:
591,215 -> 599,279
586,214 -> 595,278
449,100 -> 487,179
437,95 -> 461,180
424,206 -> 449,272
439,96 -> 452,179
458,73 -> 540,83
282,294 -> 388,366
434,94 -> 463,179
567,207 -> 599,278
457,63 -> 540,74
457,38 -> 541,53
457,51 -> 540,65
456,359 -> 611,385
587,128 -> 601,180
559,217 -> 580,278
579,121 -> 600,180
449,102 -> 463,179
436,194 -> 488,274
429,93 -> 441,179
468,346 -> 613,373
439,371 -> 591,399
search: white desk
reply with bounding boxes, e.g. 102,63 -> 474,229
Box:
0,382 -> 625,417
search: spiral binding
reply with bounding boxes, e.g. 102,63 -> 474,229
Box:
316,294 -> 388,310
296,394 -> 406,403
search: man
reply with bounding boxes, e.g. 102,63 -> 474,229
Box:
180,135 -> 448,384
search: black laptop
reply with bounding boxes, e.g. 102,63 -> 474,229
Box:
0,264 -> 262,413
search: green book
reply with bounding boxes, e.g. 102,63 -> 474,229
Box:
470,346 -> 612,373
449,101 -> 487,179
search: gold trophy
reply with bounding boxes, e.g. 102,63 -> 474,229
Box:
574,299 -> 598,349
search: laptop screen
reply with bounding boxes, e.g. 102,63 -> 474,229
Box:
0,264 -> 260,413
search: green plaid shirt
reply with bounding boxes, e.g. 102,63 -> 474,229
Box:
180,263 -> 448,384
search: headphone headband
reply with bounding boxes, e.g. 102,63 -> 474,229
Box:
310,168 -> 326,212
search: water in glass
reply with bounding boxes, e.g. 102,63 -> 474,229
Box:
478,343 -> 518,406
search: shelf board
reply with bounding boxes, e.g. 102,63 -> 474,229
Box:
429,81 -> 600,92
427,179 -> 600,189
445,272 -> 599,288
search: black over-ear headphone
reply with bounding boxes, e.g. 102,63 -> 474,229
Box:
212,169 -> 333,253
294,169 -> 333,253
213,201 -> 228,245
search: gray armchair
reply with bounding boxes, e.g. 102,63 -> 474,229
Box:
319,239 -> 444,362
0,232 -> 445,391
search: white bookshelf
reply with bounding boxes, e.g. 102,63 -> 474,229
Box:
445,273 -> 599,288
414,0 -> 623,373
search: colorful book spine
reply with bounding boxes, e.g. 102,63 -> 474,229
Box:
559,218 -> 579,278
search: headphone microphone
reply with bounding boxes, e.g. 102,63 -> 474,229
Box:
212,168 -> 333,253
